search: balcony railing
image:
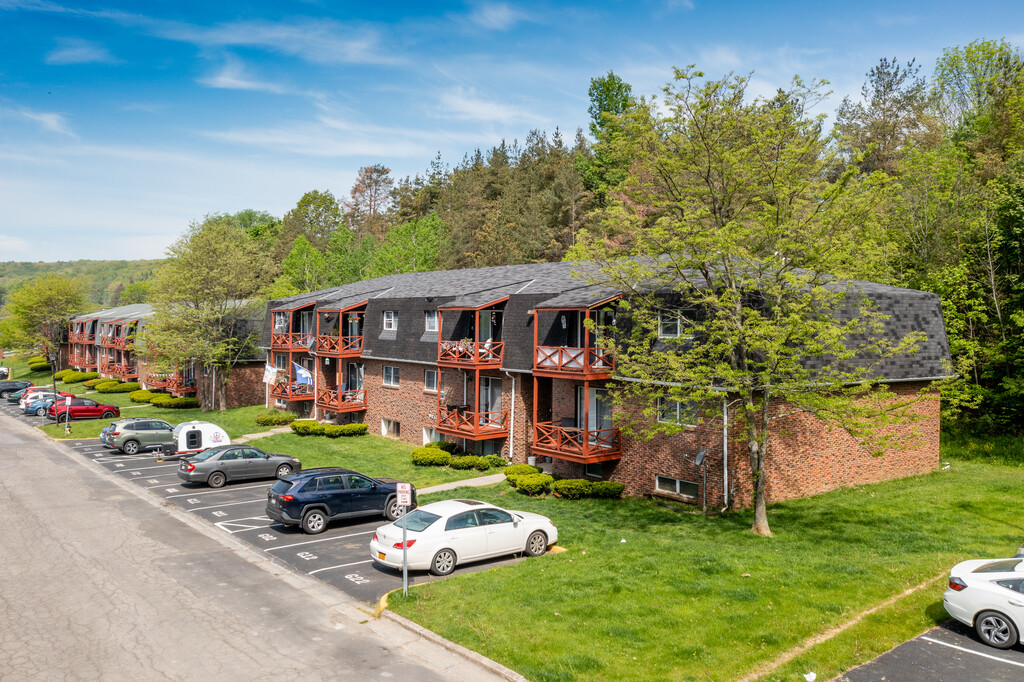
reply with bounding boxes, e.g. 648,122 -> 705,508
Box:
315,386 -> 367,412
534,346 -> 614,376
166,376 -> 197,394
437,340 -> 503,367
271,332 -> 314,350
119,363 -> 138,379
531,422 -> 621,463
436,404 -> 509,439
146,374 -> 170,388
270,382 -> 314,401
316,335 -> 364,357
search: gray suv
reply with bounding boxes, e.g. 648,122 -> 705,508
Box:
109,419 -> 175,454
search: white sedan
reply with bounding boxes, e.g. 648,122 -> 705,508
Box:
370,499 -> 558,576
944,557 -> 1024,649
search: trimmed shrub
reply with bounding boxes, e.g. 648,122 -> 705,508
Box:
255,411 -> 297,426
290,420 -> 325,436
553,479 -> 594,500
28,362 -> 51,373
450,455 -> 488,470
129,389 -> 156,403
28,355 -> 45,364
516,473 -> 554,496
94,380 -> 121,392
412,447 -> 451,466
82,377 -> 106,387
425,440 -> 460,454
54,369 -> 74,380
61,371 -> 99,384
338,423 -> 368,436
504,463 -> 541,478
591,481 -> 626,499
98,381 -> 140,394
483,454 -> 506,469
150,395 -> 198,409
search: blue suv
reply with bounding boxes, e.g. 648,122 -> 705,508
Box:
265,467 -> 416,535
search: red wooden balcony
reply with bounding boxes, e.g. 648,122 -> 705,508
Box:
271,332 -> 314,350
534,346 -> 614,378
166,375 -> 197,395
316,335 -> 363,357
146,374 -> 170,388
436,404 -> 509,439
270,382 -> 314,401
120,363 -> 138,379
437,340 -> 503,368
81,358 -> 97,370
98,360 -> 117,374
315,386 -> 367,412
531,422 -> 621,463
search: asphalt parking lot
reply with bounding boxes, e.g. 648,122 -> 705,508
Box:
1,398 -> 522,604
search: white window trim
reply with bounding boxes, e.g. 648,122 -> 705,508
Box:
657,397 -> 698,428
658,312 -> 680,339
383,366 -> 400,387
383,311 -> 397,331
424,310 -> 438,332
424,369 -> 438,393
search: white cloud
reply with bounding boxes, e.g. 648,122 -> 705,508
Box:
45,37 -> 116,64
7,107 -> 77,137
467,2 -> 527,31
0,234 -> 33,260
438,86 -> 548,125
197,56 -> 289,94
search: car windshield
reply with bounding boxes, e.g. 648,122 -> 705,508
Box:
270,479 -> 293,494
192,448 -> 226,462
397,509 -> 441,532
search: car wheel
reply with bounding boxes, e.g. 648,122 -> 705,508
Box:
35,407 -> 46,416
301,509 -> 327,535
101,410 -> 115,419
0,391 -> 9,399
275,464 -> 292,479
57,413 -> 69,423
122,440 -> 140,455
525,530 -> 548,557
430,549 -> 457,576
384,496 -> 402,521
975,610 -> 1019,649
207,471 -> 226,488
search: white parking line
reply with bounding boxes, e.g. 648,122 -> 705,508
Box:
267,530 -> 376,552
920,637 -> 1024,668
166,484 -> 268,498
309,560 -> 373,575
113,463 -> 178,473
187,498 -> 266,512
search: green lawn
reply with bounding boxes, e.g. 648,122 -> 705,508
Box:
387,452 -> 1024,681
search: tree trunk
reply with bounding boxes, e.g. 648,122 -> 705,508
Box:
746,392 -> 773,537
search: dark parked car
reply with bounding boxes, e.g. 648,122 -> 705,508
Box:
1,380 -> 32,399
266,467 -> 415,535
48,398 -> 119,422
109,419 -> 175,454
177,445 -> 302,488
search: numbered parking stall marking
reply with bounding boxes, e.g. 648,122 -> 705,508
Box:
309,560 -> 374,576
265,530 -> 375,553
296,552 -> 318,561
214,518 -> 274,534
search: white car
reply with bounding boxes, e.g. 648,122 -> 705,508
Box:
944,557 -> 1024,649
370,499 -> 558,576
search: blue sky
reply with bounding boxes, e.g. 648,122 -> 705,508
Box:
1,1 -> 1021,262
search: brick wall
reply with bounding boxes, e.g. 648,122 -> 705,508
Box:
220,362 -> 266,409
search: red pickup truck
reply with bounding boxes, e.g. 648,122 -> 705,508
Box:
49,398 -> 120,422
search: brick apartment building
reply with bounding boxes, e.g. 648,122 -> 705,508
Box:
262,261 -> 952,508
66,303 -> 266,409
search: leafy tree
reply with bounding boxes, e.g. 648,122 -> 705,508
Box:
2,274 -> 90,355
834,57 -> 935,175
142,215 -> 271,411
269,235 -> 331,296
279,190 -> 344,256
236,209 -> 282,250
120,281 -> 153,304
107,282 -> 125,307
345,165 -> 394,240
571,67 -> 921,536
325,227 -> 377,286
580,71 -> 638,205
365,214 -> 443,278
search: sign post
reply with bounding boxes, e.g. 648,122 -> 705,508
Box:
63,395 -> 72,436
397,482 -> 412,596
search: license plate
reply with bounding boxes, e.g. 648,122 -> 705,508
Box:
377,552 -> 386,561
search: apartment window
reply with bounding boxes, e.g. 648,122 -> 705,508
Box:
658,313 -> 680,338
424,369 -> 438,393
584,462 -> 603,478
383,311 -> 397,331
273,312 -> 288,332
657,475 -> 698,498
424,310 -> 438,332
383,366 -> 400,387
382,419 -> 400,438
423,427 -> 440,445
657,398 -> 698,427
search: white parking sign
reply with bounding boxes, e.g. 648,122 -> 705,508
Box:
397,482 -> 411,507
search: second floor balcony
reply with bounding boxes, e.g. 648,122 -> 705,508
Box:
531,422 -> 621,464
315,386 -> 367,412
271,331 -> 314,350
316,334 -> 363,357
437,340 -> 503,368
534,346 -> 614,378
436,403 -> 509,440
270,381 -> 314,401
166,375 -> 197,395
119,363 -> 138,379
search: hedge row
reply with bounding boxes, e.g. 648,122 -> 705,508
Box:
412,448 -> 504,470
511,473 -> 555,496
28,362 -> 52,373
28,355 -> 45,364
552,479 -> 626,499
150,395 -> 199,409
97,381 -> 140,394
412,446 -> 450,466
62,371 -> 99,384
129,389 -> 157,403
54,369 -> 74,380
425,440 -> 461,454
289,420 -> 369,437
255,411 -> 298,426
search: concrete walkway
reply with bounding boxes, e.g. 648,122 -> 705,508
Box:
233,425 -> 293,443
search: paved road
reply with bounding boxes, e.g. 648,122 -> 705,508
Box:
0,410 -> 516,681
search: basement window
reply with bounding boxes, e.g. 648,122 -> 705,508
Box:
656,475 -> 698,498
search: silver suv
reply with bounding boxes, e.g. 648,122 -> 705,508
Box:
109,419 -> 175,455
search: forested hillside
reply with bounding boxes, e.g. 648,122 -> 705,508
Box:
0,260 -> 164,308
